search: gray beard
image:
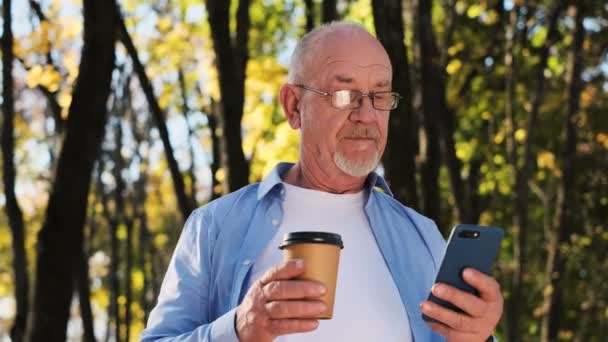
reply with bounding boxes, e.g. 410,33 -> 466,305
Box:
334,149 -> 379,177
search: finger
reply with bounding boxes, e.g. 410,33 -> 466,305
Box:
420,301 -> 478,333
426,322 -> 477,342
259,259 -> 305,286
268,318 -> 319,335
263,280 -> 326,301
462,268 -> 502,302
431,283 -> 486,317
265,300 -> 327,319
426,321 -> 451,338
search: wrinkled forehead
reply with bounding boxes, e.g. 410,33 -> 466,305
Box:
309,32 -> 392,86
319,61 -> 392,88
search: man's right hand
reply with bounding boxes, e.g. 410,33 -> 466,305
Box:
235,259 -> 327,342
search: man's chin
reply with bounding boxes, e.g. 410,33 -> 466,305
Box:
334,152 -> 379,177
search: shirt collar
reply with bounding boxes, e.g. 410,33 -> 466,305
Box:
257,162 -> 394,200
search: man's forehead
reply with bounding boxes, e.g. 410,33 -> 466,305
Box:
321,61 -> 392,85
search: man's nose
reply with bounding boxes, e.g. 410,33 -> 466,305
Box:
349,95 -> 377,123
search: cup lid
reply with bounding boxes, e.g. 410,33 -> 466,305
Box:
279,231 -> 344,249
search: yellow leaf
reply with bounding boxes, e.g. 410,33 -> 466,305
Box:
132,270 -> 144,291
154,233 -> 168,249
39,65 -> 61,92
157,16 -> 173,33
117,224 -> 128,240
514,129 -> 527,142
118,295 -> 126,305
467,4 -> 483,19
494,132 -> 504,144
25,65 -> 44,89
537,151 -> 556,170
58,91 -> 72,109
447,42 -> 465,56
446,59 -> 462,75
215,168 -> 225,183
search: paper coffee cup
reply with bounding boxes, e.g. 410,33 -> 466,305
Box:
279,231 -> 343,319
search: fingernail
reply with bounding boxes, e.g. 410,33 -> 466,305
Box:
316,302 -> 327,312
432,284 -> 445,296
463,268 -> 475,279
294,259 -> 304,268
420,302 -> 431,312
317,284 -> 327,294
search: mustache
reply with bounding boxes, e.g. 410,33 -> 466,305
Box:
339,125 -> 380,139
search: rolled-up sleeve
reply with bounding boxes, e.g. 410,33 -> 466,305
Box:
140,209 -> 238,342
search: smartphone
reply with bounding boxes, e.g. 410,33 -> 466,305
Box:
422,224 -> 504,323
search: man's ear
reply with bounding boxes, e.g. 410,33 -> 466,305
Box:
279,84 -> 301,129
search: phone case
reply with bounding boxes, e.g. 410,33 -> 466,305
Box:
422,224 -> 504,323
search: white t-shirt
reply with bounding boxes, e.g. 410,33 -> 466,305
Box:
247,182 -> 412,342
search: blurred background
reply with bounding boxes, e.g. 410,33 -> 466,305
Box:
1,0 -> 607,341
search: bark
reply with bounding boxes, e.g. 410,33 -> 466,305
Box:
206,0 -> 251,194
371,0 -> 420,210
416,0 -> 442,225
321,0 -> 338,23
304,0 -> 314,32
2,0 -> 29,340
208,99 -> 223,201
117,8 -> 194,221
542,3 -> 585,340
27,0 -> 116,339
77,247 -> 96,342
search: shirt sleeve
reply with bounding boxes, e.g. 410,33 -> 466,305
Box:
140,209 -> 239,342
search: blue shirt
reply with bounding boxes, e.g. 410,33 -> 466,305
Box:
141,162 -> 448,341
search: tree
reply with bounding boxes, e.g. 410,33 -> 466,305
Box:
206,0 -> 252,194
507,2 -> 566,339
1,0 -> 29,340
322,0 -> 338,23
27,0 -> 116,339
416,0 -> 443,226
542,2 -> 586,340
117,7 -> 195,222
371,0 -> 420,210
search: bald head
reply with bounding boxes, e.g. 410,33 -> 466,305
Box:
287,22 -> 391,84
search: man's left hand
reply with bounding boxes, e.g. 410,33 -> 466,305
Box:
420,268 -> 503,342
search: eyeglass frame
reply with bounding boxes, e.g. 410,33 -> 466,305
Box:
293,84 -> 403,111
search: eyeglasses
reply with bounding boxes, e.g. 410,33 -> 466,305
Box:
294,84 -> 402,111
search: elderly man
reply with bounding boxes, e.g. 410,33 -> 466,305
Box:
141,22 -> 503,342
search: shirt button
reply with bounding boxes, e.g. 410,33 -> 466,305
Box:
272,219 -> 279,226
243,259 -> 251,266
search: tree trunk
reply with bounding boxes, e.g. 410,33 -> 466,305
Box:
416,0 -> 442,226
124,216 -> 134,342
542,3 -> 585,340
2,0 -> 29,340
505,3 -> 565,340
206,0 -> 251,194
417,0 -> 473,223
304,0 -> 314,32
77,247 -> 96,342
321,0 -> 337,23
371,0 -> 420,210
117,8 -> 194,221
27,0 -> 116,339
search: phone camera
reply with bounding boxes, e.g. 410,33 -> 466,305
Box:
458,230 -> 480,239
